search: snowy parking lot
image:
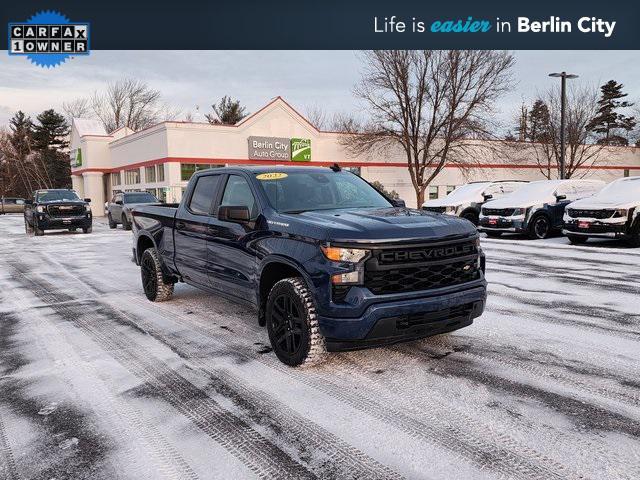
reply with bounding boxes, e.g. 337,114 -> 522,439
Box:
1,213 -> 639,480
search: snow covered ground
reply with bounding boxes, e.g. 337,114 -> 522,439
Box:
1,214 -> 639,480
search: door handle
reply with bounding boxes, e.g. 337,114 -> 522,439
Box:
176,221 -> 186,231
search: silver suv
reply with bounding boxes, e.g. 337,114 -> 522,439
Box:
107,191 -> 159,230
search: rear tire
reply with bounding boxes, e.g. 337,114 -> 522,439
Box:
122,214 -> 132,231
108,214 -> 117,229
528,214 -> 551,240
567,234 -> 588,245
140,248 -> 174,302
266,277 -> 326,367
69,227 -> 77,232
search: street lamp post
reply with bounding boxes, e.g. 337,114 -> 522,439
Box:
549,72 -> 579,180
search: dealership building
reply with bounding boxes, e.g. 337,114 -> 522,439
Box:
70,96 -> 640,215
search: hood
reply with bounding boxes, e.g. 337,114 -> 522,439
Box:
568,196 -> 639,210
481,196 -> 548,209
278,207 -> 477,243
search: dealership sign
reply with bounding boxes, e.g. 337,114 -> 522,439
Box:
248,136 -> 311,162
69,148 -> 82,167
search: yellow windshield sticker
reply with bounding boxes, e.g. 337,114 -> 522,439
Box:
256,173 -> 288,180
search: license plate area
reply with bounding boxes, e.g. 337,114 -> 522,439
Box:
578,221 -> 590,229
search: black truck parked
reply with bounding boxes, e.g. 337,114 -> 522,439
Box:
24,189 -> 93,236
132,166 -> 487,366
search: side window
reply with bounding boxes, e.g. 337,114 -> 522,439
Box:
220,175 -> 257,219
115,194 -> 123,204
189,175 -> 221,215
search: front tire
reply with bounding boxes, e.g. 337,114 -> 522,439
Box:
33,223 -> 44,236
528,215 -> 551,240
626,232 -> 640,248
25,219 -> 33,235
82,226 -> 92,234
266,277 -> 326,367
108,214 -> 117,229
140,248 -> 174,302
461,211 -> 479,226
567,234 -> 588,245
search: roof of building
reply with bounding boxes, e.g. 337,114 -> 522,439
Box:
72,118 -> 108,137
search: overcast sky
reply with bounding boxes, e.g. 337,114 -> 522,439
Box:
1,50 -> 639,132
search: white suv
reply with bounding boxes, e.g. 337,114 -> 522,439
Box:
563,176 -> 640,247
422,181 -> 527,225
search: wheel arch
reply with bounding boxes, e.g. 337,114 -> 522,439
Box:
258,256 -> 311,327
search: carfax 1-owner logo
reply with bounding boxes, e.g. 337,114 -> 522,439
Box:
8,11 -> 90,68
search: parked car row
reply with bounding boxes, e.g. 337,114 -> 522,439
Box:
424,177 -> 640,247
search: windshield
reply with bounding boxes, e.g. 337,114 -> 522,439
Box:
36,190 -> 80,202
255,171 -> 392,213
599,177 -> 640,196
441,183 -> 490,201
125,193 -> 158,204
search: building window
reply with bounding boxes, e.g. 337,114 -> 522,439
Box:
156,164 -> 165,182
624,169 -> 630,178
429,186 -> 439,200
111,172 -> 121,186
145,166 -> 156,183
124,168 -> 140,185
181,163 -> 222,181
446,185 -> 456,195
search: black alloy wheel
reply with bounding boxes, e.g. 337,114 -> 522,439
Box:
270,293 -> 305,359
140,248 -> 174,302
530,215 -> 550,240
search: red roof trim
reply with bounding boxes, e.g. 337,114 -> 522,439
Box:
70,157 -> 640,175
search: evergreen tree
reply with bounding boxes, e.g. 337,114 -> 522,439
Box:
587,80 -> 636,146
527,100 -> 551,142
33,109 -> 71,189
205,96 -> 248,125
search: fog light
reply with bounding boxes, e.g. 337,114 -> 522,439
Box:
331,271 -> 360,284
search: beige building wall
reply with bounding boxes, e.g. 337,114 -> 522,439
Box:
69,97 -> 640,214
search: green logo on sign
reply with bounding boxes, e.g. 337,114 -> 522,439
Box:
290,138 -> 311,162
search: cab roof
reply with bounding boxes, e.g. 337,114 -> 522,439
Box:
197,165 -> 348,174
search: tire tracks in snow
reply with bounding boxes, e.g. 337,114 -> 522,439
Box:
8,259 -> 403,480
122,295 -> 581,480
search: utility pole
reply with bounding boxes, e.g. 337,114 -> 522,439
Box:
549,72 -> 579,179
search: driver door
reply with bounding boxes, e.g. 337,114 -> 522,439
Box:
206,174 -> 260,301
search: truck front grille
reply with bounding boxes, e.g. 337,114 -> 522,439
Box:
47,205 -> 85,217
566,208 -> 615,219
364,238 -> 480,295
482,208 -> 515,216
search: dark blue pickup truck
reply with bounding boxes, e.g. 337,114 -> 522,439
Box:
131,165 -> 486,366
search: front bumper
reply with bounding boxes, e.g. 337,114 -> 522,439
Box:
318,283 -> 487,349
478,217 -> 527,233
35,214 -> 92,230
563,219 -> 629,238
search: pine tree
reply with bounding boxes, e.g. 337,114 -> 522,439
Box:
527,100 -> 551,142
33,109 -> 71,189
205,96 -> 248,125
587,80 -> 636,146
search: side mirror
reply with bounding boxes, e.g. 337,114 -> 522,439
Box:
84,198 -> 91,203
555,194 -> 567,201
115,200 -> 123,205
483,194 -> 493,200
392,199 -> 406,208
218,205 -> 250,223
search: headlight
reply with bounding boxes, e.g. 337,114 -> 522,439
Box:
445,206 -> 458,214
36,206 -> 44,213
321,246 -> 369,263
512,208 -> 526,216
612,209 -> 628,218
85,204 -> 92,212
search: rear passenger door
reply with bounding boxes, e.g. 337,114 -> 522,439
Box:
174,174 -> 222,288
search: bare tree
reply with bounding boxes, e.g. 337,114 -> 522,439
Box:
342,50 -> 514,206
531,85 -> 605,179
62,97 -> 92,123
